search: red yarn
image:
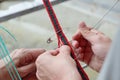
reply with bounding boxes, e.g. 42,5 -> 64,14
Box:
42,0 -> 89,80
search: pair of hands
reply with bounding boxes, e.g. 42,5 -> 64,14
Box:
35,22 -> 111,80
0,22 -> 111,80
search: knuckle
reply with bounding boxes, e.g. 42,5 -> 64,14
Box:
35,54 -> 44,65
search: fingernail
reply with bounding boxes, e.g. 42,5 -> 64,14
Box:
80,22 -> 86,28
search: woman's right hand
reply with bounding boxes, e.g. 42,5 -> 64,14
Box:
72,22 -> 112,72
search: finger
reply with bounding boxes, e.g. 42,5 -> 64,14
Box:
72,22 -> 87,40
70,40 -> 79,48
47,50 -> 59,56
35,50 -> 58,63
72,29 -> 81,41
18,63 -> 36,78
19,49 -> 46,66
78,22 -> 95,43
74,47 -> 84,61
23,71 -> 37,80
59,45 -> 71,56
72,22 -> 92,42
74,47 -> 81,56
28,48 -> 46,59
78,22 -> 88,29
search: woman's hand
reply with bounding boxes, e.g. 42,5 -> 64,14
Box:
0,48 -> 45,80
36,45 -> 82,80
72,22 -> 111,72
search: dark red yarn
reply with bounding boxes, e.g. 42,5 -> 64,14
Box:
42,0 -> 89,80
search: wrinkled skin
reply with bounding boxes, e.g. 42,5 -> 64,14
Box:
72,22 -> 112,72
0,48 -> 45,80
35,22 -> 112,80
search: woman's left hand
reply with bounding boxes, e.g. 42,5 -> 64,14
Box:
0,48 -> 45,80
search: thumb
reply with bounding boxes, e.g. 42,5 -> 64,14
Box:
19,49 -> 45,66
18,63 -> 35,78
59,45 -> 71,56
79,22 -> 94,43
